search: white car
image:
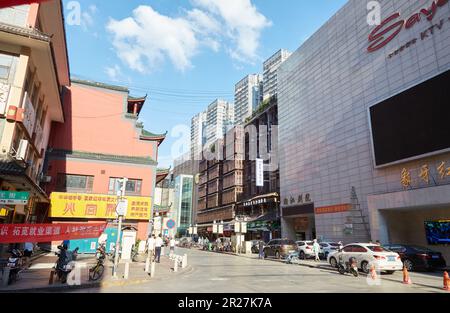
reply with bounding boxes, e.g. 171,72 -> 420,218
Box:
319,242 -> 341,259
296,241 -> 315,259
327,243 -> 403,274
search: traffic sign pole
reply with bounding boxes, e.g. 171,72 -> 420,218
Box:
113,177 -> 127,279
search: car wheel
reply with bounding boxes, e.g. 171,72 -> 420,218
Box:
299,251 -> 305,260
404,259 -> 414,272
361,261 -> 369,274
275,251 -> 281,259
330,257 -> 337,268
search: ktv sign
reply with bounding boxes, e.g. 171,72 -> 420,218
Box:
367,0 -> 449,53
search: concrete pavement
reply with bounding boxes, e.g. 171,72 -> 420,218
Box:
70,248 -> 449,293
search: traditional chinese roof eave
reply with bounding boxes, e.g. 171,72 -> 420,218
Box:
156,168 -> 170,184
140,130 -> 168,145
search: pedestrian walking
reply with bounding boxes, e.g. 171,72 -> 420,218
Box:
313,239 -> 321,262
155,234 -> 163,263
258,239 -> 265,259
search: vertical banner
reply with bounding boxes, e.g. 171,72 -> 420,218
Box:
256,158 -> 264,187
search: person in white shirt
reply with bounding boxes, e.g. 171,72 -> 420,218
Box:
155,234 -> 163,263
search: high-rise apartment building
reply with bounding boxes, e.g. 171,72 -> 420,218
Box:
205,99 -> 234,146
191,111 -> 207,161
234,74 -> 262,125
263,49 -> 292,100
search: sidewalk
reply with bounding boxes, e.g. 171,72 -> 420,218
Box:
0,252 -> 191,293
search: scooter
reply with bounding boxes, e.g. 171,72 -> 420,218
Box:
6,249 -> 24,285
337,255 -> 359,277
54,245 -> 79,283
286,251 -> 301,264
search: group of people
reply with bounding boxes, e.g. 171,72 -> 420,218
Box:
145,234 -> 176,263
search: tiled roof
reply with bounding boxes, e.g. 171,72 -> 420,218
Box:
141,130 -> 168,138
0,22 -> 50,42
71,78 -> 129,92
47,149 -> 157,166
0,159 -> 26,175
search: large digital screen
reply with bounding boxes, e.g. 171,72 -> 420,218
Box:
369,70 -> 450,167
424,220 -> 450,245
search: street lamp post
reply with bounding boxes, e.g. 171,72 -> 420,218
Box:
113,177 -> 128,278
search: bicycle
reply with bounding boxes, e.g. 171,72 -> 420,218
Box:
89,245 -> 106,281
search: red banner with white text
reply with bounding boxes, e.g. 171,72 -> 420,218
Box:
0,223 -> 107,243
0,0 -> 50,9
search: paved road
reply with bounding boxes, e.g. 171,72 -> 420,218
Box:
68,248 -> 448,293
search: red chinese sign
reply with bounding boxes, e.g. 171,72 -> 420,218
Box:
0,223 -> 107,243
0,0 -> 51,8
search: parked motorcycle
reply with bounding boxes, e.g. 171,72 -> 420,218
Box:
54,245 -> 79,283
337,255 -> 359,277
6,249 -> 24,285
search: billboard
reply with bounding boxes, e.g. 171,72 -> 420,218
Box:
369,70 -> 450,167
50,192 -> 151,220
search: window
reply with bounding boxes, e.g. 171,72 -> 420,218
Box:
366,245 -> 390,253
56,174 -> 94,192
0,53 -> 15,81
108,178 -> 142,196
343,245 -> 356,253
353,246 -> 368,253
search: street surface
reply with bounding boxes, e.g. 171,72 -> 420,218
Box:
69,248 -> 448,293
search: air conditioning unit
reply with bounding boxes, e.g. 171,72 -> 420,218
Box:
16,139 -> 28,161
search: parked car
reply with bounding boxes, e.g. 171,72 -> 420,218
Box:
327,243 -> 403,274
296,241 -> 315,259
178,237 -> 192,248
251,240 -> 266,254
319,242 -> 341,259
263,239 -> 297,259
384,244 -> 447,272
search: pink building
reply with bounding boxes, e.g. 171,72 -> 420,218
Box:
44,79 -> 166,246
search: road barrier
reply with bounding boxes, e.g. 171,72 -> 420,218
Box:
402,266 -> 412,285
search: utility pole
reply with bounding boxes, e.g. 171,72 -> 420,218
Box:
113,177 -> 128,278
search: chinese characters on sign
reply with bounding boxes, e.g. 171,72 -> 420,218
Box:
0,223 -> 107,244
0,191 -> 29,205
50,192 -> 151,220
401,160 -> 450,189
283,193 -> 312,206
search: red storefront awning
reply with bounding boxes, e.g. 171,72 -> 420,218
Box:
0,0 -> 51,9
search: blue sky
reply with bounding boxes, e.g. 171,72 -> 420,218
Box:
63,0 -> 348,168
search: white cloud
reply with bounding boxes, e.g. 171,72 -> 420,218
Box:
105,64 -> 122,81
106,0 -> 271,72
80,4 -> 98,32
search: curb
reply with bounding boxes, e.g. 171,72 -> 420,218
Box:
0,263 -> 193,293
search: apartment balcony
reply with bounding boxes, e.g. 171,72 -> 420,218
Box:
207,194 -> 219,209
222,170 -> 243,189
199,160 -> 208,172
223,160 -> 244,174
198,184 -> 207,198
198,197 -> 207,211
207,159 -> 220,168
207,178 -> 220,194
222,186 -> 243,205
208,164 -> 220,181
199,172 -> 208,185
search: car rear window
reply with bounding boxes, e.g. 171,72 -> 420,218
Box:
305,241 -> 313,245
283,240 -> 295,245
367,245 -> 390,252
410,246 -> 433,253
329,243 -> 340,247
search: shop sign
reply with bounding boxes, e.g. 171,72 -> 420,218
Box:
283,193 -> 312,206
50,192 -> 151,220
243,197 -> 276,207
400,160 -> 450,190
367,0 -> 449,56
0,222 -> 107,244
0,82 -> 10,115
256,158 -> 264,187
315,204 -> 351,215
21,92 -> 36,137
0,191 -> 29,205
344,224 -> 353,235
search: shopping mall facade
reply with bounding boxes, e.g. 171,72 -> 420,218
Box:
278,0 -> 450,260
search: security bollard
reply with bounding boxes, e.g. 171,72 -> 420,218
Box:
145,256 -> 150,273
150,261 -> 155,278
2,267 -> 10,287
173,257 -> 178,272
182,254 -> 187,269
